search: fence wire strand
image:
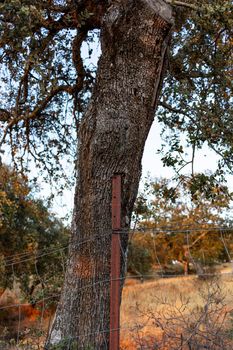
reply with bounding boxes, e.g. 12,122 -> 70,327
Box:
1,227 -> 233,349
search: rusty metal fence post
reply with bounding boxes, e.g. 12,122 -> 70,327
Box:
110,175 -> 121,349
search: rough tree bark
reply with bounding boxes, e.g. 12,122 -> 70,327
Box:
45,0 -> 174,348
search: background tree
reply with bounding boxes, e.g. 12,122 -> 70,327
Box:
127,237 -> 154,276
131,177 -> 233,275
0,164 -> 69,301
158,1 -> 233,180
0,0 -> 232,347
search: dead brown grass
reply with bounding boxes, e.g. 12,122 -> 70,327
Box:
1,271 -> 233,349
120,274 -> 233,349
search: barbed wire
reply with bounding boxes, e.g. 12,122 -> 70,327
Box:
4,246 -> 68,267
3,231 -> 112,266
1,270 -> 233,312
4,245 -> 68,262
1,227 -> 233,349
136,226 -> 233,234
2,226 -> 233,267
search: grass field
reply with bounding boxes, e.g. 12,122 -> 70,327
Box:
1,270 -> 233,349
121,273 -> 233,349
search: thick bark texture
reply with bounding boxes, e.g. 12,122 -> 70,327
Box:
46,0 -> 173,348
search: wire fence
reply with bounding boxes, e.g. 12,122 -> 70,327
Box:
1,226 -> 233,349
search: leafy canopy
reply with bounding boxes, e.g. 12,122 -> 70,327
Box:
0,0 -> 232,195
129,177 -> 233,275
0,164 -> 69,300
158,1 -> 232,184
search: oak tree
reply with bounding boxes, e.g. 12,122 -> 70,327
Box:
132,177 -> 232,275
0,0 -> 232,348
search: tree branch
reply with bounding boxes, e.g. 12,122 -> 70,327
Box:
159,101 -> 186,115
164,0 -> 198,10
0,85 -> 75,148
72,29 -> 88,131
159,101 -> 200,128
188,230 -> 208,249
0,108 -> 11,122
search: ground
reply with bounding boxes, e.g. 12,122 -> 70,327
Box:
1,264 -> 233,349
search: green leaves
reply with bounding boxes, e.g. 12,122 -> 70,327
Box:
0,164 -> 70,298
132,177 -> 233,273
77,9 -> 94,28
187,173 -> 230,202
0,0 -> 232,197
0,0 -> 89,185
158,0 -> 233,187
128,237 -> 153,275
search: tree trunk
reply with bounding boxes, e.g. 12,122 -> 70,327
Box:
183,260 -> 189,276
46,0 -> 173,348
183,246 -> 190,275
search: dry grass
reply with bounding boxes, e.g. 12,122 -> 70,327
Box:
120,274 -> 233,349
1,271 -> 233,349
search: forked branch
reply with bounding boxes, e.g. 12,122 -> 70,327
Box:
0,85 -> 75,148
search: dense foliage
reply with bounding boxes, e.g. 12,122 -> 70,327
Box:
129,177 -> 233,275
0,164 -> 69,300
0,0 -> 232,194
158,1 -> 233,185
0,0 -> 99,186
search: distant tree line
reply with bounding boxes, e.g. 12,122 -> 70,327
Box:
0,164 -> 69,302
1,169 -> 232,300
129,177 -> 233,276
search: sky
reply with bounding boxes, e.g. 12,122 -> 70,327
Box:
2,31 -> 232,221
1,103 -> 231,222
49,117 -> 230,221
142,120 -> 222,179
50,34 -> 230,220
